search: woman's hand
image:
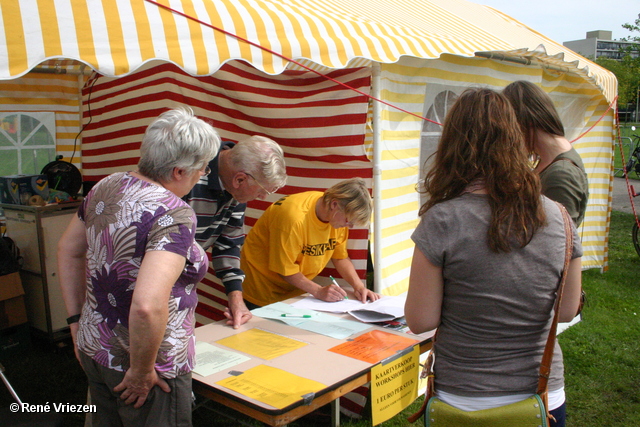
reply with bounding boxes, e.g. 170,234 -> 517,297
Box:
313,282 -> 348,302
113,368 -> 171,408
354,286 -> 380,303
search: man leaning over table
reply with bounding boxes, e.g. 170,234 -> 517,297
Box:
186,135 -> 287,328
241,177 -> 380,308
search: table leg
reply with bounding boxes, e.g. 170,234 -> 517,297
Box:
331,398 -> 340,426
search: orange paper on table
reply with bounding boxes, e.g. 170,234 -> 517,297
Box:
328,330 -> 419,363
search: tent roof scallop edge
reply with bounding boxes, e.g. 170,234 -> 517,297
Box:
0,0 -> 616,102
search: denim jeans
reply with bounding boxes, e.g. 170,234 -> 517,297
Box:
550,402 -> 566,427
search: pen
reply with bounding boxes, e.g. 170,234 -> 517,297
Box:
329,275 -> 348,299
281,314 -> 312,318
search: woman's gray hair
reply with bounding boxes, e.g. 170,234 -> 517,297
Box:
138,107 -> 220,182
227,136 -> 287,189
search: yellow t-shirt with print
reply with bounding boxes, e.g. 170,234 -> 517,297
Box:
241,192 -> 349,307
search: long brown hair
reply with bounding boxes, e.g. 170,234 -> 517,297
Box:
419,88 -> 546,252
502,80 -> 565,153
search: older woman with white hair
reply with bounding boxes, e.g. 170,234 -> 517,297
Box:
58,107 -> 220,427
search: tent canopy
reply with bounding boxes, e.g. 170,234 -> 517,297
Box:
0,0 -> 618,298
1,0 -> 615,101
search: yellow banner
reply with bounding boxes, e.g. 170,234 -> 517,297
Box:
370,345 -> 420,425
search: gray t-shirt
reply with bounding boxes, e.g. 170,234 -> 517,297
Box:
411,194 -> 582,397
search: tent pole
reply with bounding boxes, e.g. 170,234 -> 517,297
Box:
474,51 -> 572,74
74,65 -> 88,169
371,62 -> 383,294
31,66 -> 92,75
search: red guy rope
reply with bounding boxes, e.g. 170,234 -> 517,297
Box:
570,95 -> 617,143
143,0 -> 439,125
613,107 -> 640,223
144,0 -> 619,142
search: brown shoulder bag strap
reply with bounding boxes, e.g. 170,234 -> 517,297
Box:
536,203 -> 574,420
407,331 -> 436,423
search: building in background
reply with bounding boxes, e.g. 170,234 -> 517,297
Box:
564,30 -> 639,60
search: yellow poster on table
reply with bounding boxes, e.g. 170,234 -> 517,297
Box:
216,328 -> 307,360
216,365 -> 326,409
370,345 -> 420,425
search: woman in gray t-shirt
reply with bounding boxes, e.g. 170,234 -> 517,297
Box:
405,88 -> 583,427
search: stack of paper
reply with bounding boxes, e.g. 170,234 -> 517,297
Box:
290,295 -> 406,323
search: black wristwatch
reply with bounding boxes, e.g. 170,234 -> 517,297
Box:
66,314 -> 81,325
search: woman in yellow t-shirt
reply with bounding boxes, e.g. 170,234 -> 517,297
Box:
241,178 -> 380,307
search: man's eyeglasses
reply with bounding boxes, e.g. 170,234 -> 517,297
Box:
245,172 -> 276,196
201,166 -> 211,177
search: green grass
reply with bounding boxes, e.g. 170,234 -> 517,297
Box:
558,210 -> 640,427
2,211 -> 639,427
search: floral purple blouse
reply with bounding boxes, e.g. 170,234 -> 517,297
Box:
76,172 -> 207,378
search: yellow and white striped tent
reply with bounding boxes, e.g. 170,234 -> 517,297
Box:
0,0 -> 617,298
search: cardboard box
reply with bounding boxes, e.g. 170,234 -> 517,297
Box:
0,272 -> 28,329
0,175 -> 49,205
0,322 -> 31,359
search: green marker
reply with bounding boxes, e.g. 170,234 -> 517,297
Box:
281,314 -> 312,318
329,275 -> 348,299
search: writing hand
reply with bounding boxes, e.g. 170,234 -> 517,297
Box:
314,283 -> 348,302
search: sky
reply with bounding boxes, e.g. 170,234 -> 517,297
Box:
476,0 -> 638,44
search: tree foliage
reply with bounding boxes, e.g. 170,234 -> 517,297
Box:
596,56 -> 639,107
621,13 -> 640,44
596,13 -> 640,110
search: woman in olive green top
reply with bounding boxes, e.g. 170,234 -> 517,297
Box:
503,80 -> 589,226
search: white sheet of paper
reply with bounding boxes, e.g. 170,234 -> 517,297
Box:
289,296 -> 366,313
290,295 -> 407,323
347,295 -> 406,323
193,341 -> 251,377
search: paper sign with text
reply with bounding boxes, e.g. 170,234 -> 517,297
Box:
370,345 -> 420,425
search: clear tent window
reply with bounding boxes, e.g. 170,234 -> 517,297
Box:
0,112 -> 56,177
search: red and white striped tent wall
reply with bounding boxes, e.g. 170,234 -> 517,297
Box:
0,0 -> 618,312
78,60 -> 373,323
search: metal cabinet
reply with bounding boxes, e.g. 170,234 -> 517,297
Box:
2,202 -> 80,342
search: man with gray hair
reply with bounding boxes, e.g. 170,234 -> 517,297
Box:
186,135 -> 287,328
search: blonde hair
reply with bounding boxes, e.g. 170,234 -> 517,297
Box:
322,178 -> 372,227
